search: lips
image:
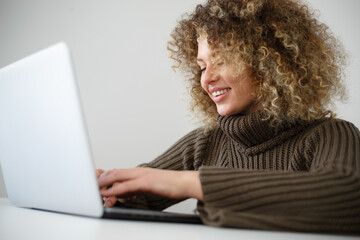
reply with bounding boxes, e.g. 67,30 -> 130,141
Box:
212,88 -> 231,97
209,87 -> 231,103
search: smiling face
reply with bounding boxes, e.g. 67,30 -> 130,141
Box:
197,38 -> 260,116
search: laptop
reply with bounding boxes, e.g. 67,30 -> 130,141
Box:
0,42 -> 201,224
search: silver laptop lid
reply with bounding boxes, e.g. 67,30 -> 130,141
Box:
0,42 -> 103,217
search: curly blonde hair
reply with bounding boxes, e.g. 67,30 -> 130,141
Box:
168,0 -> 347,128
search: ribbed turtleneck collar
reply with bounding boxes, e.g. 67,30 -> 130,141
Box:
217,111 -> 311,156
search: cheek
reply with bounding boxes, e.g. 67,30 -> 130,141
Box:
200,76 -> 207,91
225,75 -> 239,88
228,72 -> 251,88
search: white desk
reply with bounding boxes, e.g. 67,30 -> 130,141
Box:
0,198 -> 358,240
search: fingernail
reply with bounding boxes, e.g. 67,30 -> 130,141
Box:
105,198 -> 114,207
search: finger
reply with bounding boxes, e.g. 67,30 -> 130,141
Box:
102,182 -> 131,207
104,196 -> 118,208
96,169 -> 104,178
100,186 -> 107,201
100,179 -> 142,198
98,168 -> 144,188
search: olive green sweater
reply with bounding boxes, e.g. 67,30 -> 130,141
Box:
139,111 -> 360,234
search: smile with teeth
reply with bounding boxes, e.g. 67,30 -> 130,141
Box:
212,88 -> 231,97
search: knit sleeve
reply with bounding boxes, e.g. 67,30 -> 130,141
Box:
197,119 -> 360,234
140,128 -> 208,171
128,128 -> 208,210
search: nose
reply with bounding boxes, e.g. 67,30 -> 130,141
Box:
201,64 -> 219,86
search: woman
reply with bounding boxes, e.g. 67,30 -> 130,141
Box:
97,0 -> 360,233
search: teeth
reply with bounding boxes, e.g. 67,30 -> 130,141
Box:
212,88 -> 230,97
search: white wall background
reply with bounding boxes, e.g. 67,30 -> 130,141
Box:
0,0 -> 359,213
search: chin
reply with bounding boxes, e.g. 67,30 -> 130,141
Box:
216,103 -> 259,116
217,112 -> 231,116
216,107 -> 238,116
217,105 -> 252,116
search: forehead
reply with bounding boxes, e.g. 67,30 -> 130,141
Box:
197,31 -> 207,43
197,37 -> 210,59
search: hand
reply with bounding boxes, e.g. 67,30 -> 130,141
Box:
96,169 -> 118,207
98,168 -> 203,205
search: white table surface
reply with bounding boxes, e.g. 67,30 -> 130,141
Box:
0,198 -> 358,240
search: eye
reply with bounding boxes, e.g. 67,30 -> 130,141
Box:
217,61 -> 224,67
199,68 -> 206,74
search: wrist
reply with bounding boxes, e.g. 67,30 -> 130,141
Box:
182,171 -> 203,201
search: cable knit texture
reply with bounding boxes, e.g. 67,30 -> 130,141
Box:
139,111 -> 360,234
